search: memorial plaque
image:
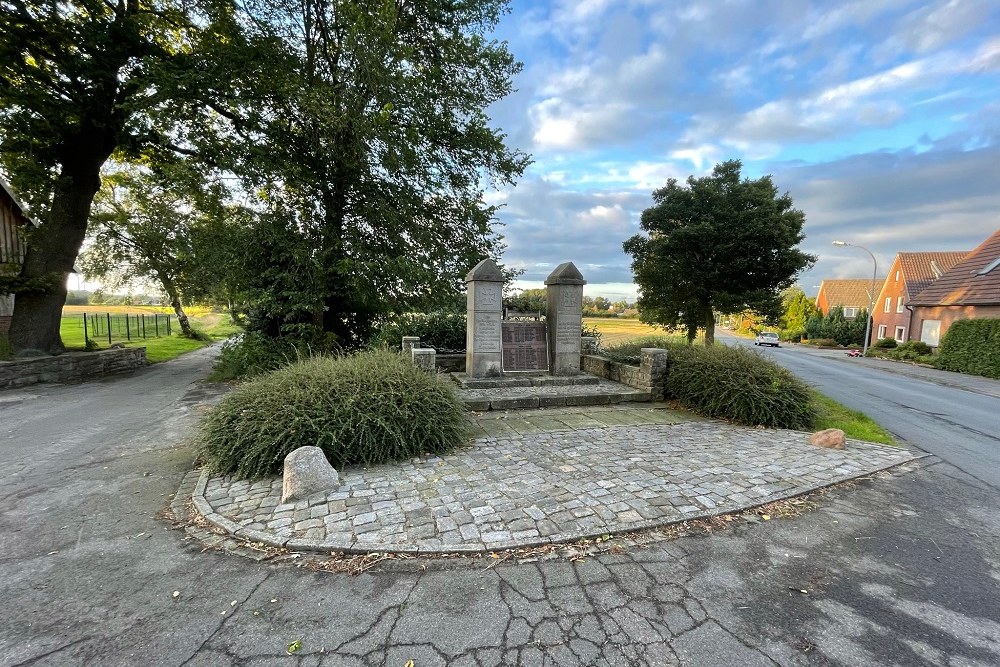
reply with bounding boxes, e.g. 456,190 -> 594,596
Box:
501,321 -> 549,371
473,313 -> 502,353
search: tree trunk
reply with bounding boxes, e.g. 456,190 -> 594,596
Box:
703,307 -> 716,346
160,275 -> 193,337
9,151 -> 110,354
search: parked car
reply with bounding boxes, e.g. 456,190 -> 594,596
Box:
754,332 -> 780,347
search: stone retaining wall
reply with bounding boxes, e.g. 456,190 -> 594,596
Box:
582,348 -> 668,400
0,347 -> 148,390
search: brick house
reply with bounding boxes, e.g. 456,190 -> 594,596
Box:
907,228 -> 1000,347
814,279 -> 877,319
1,177 -> 34,335
870,251 -> 967,345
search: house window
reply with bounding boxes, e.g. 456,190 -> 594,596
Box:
896,296 -> 904,313
843,307 -> 858,318
921,319 -> 941,347
884,297 -> 892,313
895,270 -> 900,282
895,326 -> 906,342
878,324 -> 887,339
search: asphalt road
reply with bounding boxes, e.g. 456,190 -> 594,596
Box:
1,345 -> 998,666
721,332 -> 1000,490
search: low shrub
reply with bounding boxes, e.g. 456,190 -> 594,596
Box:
779,329 -> 806,342
868,340 -> 935,363
802,338 -> 839,347
580,322 -> 603,349
873,337 -> 898,349
210,326 -> 339,381
371,311 -> 467,352
199,350 -> 469,478
937,319 -> 1000,378
666,345 -> 815,429
600,336 -> 685,365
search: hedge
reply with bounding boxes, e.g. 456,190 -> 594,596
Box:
937,318 -> 1000,379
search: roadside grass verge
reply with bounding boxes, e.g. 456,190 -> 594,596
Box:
810,391 -> 896,445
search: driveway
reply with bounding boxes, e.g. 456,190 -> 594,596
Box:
1,346 -> 998,666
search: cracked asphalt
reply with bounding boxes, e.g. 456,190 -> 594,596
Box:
2,345 -> 999,666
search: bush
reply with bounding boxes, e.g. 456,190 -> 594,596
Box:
779,329 -> 805,342
666,345 -> 815,429
938,319 -> 1000,378
873,337 -> 898,349
371,311 -> 467,352
601,336 -> 685,365
581,321 -> 603,349
0,334 -> 11,361
199,350 -> 469,478
802,338 -> 838,347
210,327 -> 338,381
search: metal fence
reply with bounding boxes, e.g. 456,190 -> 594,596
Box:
76,312 -> 174,346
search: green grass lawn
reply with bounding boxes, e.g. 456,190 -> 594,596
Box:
810,390 -> 895,445
59,309 -> 240,363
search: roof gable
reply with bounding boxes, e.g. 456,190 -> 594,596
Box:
817,279 -> 877,311
909,229 -> 1000,306
897,251 -> 968,300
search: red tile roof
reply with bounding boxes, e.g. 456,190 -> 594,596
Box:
909,229 -> 1000,306
897,251 -> 968,301
818,279 -> 877,311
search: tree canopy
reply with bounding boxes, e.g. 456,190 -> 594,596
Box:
623,160 -> 815,344
1,0 -> 529,353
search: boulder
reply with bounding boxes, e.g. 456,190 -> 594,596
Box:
281,446 -> 340,503
809,428 -> 846,450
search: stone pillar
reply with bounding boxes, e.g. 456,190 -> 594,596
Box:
639,348 -> 669,400
401,336 -> 420,354
464,259 -> 505,377
545,262 -> 586,375
411,347 -> 436,372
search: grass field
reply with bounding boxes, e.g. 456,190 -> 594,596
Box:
59,307 -> 240,363
583,317 -> 670,346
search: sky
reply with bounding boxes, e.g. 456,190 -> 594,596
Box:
486,0 -> 1000,301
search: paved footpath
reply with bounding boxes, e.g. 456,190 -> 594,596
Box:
197,407 -> 914,553
2,347 -> 999,666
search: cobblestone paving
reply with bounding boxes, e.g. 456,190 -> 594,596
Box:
197,407 -> 917,553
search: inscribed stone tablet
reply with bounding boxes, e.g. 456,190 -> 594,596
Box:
473,313 -> 501,352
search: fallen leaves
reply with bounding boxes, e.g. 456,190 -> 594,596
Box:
287,639 -> 302,655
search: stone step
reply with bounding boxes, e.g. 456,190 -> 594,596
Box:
451,372 -> 601,390
457,378 -> 652,411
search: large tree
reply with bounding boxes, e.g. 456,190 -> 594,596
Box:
0,0 -> 255,353
624,160 -> 815,345
217,0 -> 530,346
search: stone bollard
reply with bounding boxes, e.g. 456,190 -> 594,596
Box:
581,336 -> 598,354
411,347 -> 436,372
639,348 -> 669,400
401,336 -> 420,354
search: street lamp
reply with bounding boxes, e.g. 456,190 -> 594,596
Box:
832,240 -> 877,356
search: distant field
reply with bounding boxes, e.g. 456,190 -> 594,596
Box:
582,317 -> 668,346
59,307 -> 239,363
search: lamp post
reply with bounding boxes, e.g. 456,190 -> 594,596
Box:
832,241 -> 877,356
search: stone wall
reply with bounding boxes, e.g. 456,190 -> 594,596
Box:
582,348 -> 668,400
0,347 -> 148,390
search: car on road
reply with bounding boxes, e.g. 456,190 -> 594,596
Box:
754,331 -> 780,347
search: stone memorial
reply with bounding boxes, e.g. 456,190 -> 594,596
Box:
465,258 -> 505,377
544,262 -> 586,375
